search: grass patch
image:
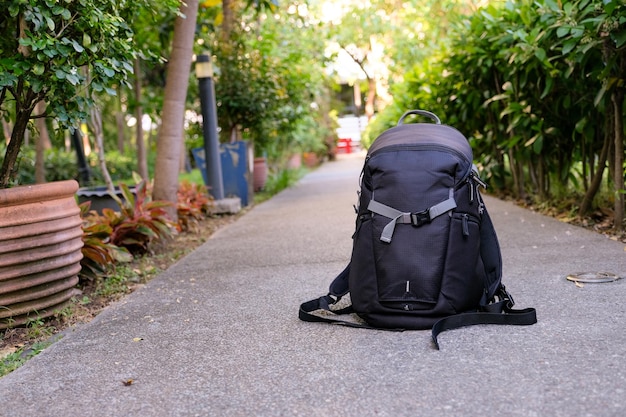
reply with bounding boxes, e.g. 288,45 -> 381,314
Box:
254,167 -> 308,204
178,168 -> 205,185
0,340 -> 54,378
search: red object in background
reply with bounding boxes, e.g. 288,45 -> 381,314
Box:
337,138 -> 352,154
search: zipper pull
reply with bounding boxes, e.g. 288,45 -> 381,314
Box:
470,171 -> 487,189
462,214 -> 470,236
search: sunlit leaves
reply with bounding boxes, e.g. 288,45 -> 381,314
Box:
0,0 -> 139,131
371,0 -> 625,204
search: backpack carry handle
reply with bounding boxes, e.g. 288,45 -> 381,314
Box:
398,110 -> 441,125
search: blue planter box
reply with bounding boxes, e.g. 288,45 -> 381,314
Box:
192,141 -> 252,206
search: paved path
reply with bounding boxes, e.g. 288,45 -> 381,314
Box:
1,152 -> 625,417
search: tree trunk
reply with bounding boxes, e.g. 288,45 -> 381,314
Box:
0,108 -> 31,187
134,58 -> 149,181
115,91 -> 126,153
221,0 -> 234,42
365,77 -> 376,121
612,90 -> 624,231
579,128 -> 610,216
89,107 -> 116,196
508,147 -> 525,200
34,101 -> 50,183
152,0 -> 199,220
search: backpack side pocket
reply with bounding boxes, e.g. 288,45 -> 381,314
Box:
439,213 -> 484,312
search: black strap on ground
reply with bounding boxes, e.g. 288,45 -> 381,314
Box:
431,307 -> 537,350
298,295 -> 374,329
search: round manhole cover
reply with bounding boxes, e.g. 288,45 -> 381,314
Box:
566,272 -> 621,284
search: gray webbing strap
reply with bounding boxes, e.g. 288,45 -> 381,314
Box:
367,192 -> 457,243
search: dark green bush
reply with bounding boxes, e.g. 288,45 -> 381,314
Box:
2,145 -> 142,186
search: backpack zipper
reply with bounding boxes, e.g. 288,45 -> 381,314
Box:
366,144 -> 474,184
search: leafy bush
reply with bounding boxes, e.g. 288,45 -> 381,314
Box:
87,151 -> 139,184
79,179 -> 207,281
2,146 -> 144,186
106,182 -> 176,255
176,180 -> 213,232
374,0 -> 625,226
79,201 -> 133,281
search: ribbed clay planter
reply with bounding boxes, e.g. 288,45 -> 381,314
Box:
0,180 -> 83,329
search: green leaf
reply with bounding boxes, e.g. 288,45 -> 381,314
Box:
45,16 -> 55,31
613,31 -> 626,48
562,39 -> 578,54
594,84 -> 607,107
71,40 -> 84,53
533,135 -> 544,153
604,0 -> 618,15
110,246 -> 133,263
0,73 -> 17,87
534,47 -> 547,62
556,26 -> 570,38
484,93 -> 508,107
32,63 -> 45,75
66,73 -> 80,85
540,77 -> 553,99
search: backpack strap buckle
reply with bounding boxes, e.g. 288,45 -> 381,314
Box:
410,210 -> 431,227
367,196 -> 457,243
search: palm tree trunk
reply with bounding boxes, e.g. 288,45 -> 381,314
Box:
152,0 -> 199,220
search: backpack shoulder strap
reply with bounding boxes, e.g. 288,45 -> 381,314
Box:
430,304 -> 537,349
298,263 -> 361,326
298,263 -> 405,330
430,208 -> 537,349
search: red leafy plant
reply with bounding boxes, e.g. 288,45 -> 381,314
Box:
79,201 -> 133,281
105,181 -> 177,255
176,180 -> 213,232
79,179 -> 211,281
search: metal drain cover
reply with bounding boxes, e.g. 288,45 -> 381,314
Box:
566,272 -> 621,283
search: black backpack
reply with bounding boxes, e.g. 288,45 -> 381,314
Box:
299,110 -> 536,349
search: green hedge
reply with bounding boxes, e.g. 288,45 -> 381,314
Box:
371,0 -> 625,221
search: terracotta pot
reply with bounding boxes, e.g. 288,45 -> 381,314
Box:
287,153 -> 302,169
253,157 -> 268,191
303,152 -> 320,168
0,180 -> 83,329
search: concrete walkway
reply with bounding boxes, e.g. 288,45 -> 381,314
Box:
1,152 -> 625,417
